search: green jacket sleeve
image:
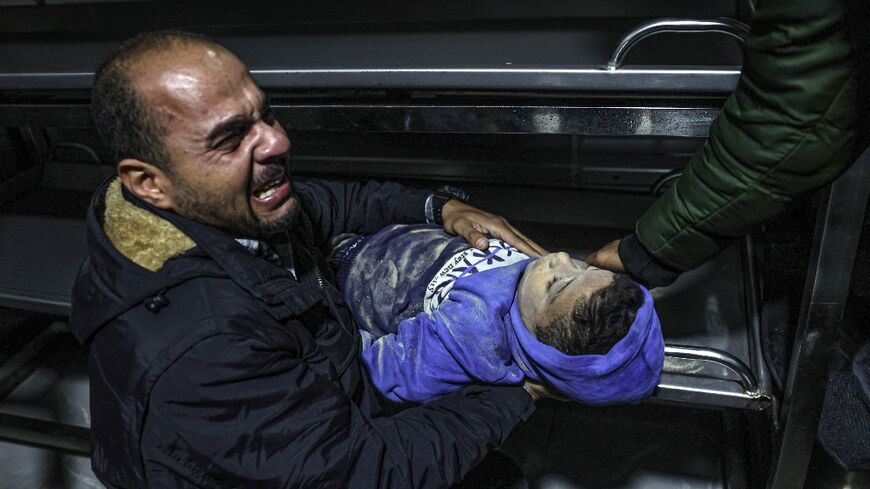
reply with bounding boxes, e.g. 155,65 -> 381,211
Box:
630,0 -> 860,275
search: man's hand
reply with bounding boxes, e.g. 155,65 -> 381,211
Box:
585,239 -> 625,272
523,379 -> 567,402
441,199 -> 547,258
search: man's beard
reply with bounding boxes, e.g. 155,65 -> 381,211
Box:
171,176 -> 299,240
248,204 -> 299,239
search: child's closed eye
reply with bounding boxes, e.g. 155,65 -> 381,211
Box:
545,277 -> 559,292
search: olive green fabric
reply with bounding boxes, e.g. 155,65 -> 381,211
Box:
636,0 -> 860,271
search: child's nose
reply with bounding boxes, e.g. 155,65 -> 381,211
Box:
550,252 -> 571,268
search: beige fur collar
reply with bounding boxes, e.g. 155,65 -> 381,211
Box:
103,178 -> 196,272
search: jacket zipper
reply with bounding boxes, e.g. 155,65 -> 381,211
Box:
313,262 -> 324,290
311,260 -> 359,378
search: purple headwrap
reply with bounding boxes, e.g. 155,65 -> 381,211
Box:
506,284 -> 664,405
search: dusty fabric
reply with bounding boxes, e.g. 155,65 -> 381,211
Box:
339,224 -> 664,405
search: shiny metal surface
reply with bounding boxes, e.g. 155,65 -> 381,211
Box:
0,322 -> 68,398
0,67 -> 741,93
0,1 -> 748,33
653,271 -> 749,355
0,103 -> 721,138
638,238 -> 776,411
0,413 -> 89,456
741,237 -> 776,409
664,344 -> 758,393
769,146 -> 870,489
0,315 -> 96,487
654,380 -> 772,411
257,67 -> 741,93
0,17 -> 744,94
0,319 -> 91,479
607,18 -> 749,70
513,207 -> 768,411
283,105 -> 720,137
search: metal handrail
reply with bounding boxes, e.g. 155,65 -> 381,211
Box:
0,413 -> 89,456
664,344 -> 759,394
650,171 -> 682,197
606,18 -> 750,71
769,145 -> 870,488
0,322 -> 69,398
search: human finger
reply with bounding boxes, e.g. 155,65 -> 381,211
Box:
484,220 -> 547,258
586,239 -> 625,272
468,229 -> 490,251
512,228 -> 548,257
451,218 -> 491,250
524,379 -> 569,402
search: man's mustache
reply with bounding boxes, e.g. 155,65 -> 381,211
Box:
251,161 -> 288,192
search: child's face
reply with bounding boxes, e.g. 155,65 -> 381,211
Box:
517,252 -> 615,334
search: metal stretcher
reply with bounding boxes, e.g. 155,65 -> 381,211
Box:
0,6 -> 865,488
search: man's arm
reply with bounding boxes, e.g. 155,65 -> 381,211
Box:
293,179 -> 430,247
588,0 -> 861,286
294,179 -> 546,257
362,282 -> 522,403
140,332 -> 533,489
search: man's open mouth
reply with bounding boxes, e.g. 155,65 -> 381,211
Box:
253,175 -> 285,199
251,172 -> 292,209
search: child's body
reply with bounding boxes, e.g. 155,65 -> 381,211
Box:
334,224 -> 664,404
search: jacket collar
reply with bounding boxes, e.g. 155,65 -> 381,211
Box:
107,178 -> 322,318
103,179 -> 195,271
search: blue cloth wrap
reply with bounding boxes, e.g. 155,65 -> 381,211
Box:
337,224 -> 664,404
505,283 -> 664,405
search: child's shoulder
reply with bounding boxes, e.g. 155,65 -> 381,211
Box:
425,248 -> 532,314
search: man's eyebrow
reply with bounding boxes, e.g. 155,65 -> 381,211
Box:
205,94 -> 271,146
206,115 -> 253,145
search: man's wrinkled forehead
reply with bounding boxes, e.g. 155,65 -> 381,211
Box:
132,43 -> 250,115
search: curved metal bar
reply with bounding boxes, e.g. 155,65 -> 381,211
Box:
0,413 -> 90,456
746,0 -> 757,15
607,18 -> 751,71
0,322 -> 69,398
50,142 -> 102,165
650,171 -> 682,197
664,344 -> 759,393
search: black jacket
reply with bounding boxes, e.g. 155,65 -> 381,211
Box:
69,177 -> 534,489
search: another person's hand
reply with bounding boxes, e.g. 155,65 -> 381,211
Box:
441,200 -> 547,258
522,379 -> 567,402
585,239 -> 625,273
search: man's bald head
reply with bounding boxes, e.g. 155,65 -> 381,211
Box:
91,31 -> 227,172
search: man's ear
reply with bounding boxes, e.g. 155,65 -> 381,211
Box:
117,158 -> 176,210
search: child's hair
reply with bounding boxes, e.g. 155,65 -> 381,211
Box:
535,274 -> 644,355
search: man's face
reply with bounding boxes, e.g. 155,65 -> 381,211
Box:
516,252 -> 615,334
137,44 -> 297,238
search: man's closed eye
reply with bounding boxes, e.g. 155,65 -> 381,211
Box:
215,131 -> 245,151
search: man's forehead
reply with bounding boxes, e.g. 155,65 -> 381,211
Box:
133,47 -> 255,117
139,45 -> 240,84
